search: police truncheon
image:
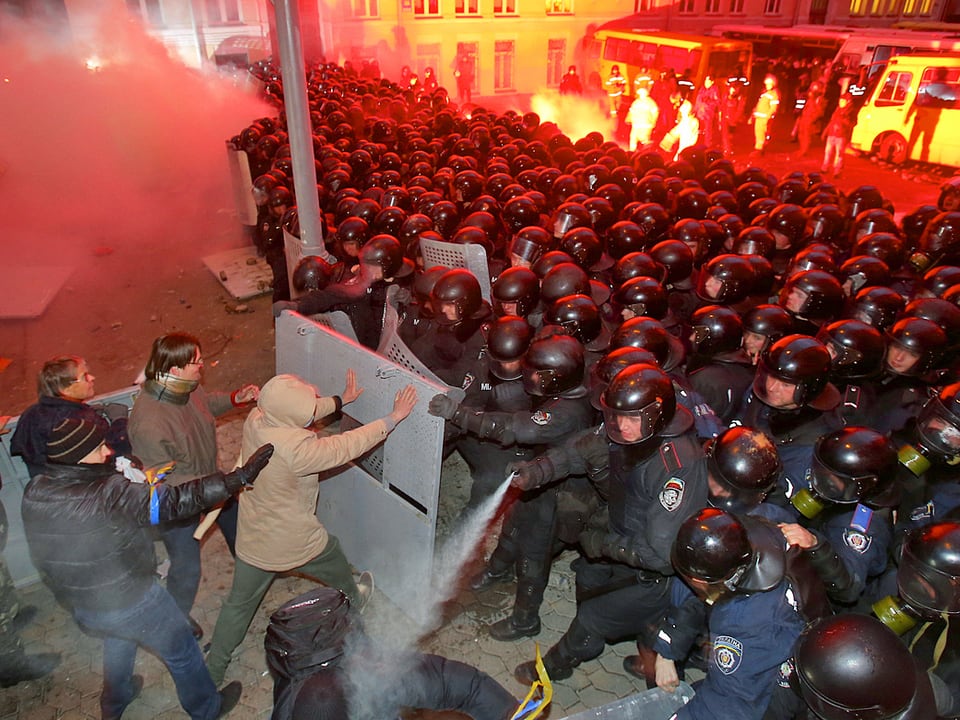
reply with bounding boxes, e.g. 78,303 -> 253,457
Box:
275,311 -> 453,622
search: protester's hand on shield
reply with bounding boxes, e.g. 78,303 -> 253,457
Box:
655,653 -> 680,693
389,385 -> 419,424
342,368 -> 363,405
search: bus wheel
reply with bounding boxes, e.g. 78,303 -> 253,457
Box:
877,132 -> 908,165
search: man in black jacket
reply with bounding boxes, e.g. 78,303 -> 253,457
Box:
21,418 -> 272,720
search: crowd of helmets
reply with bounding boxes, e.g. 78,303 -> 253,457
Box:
230,58 -> 960,719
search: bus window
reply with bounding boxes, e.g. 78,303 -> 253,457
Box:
875,70 -> 913,106
916,66 -> 960,109
604,37 -> 630,63
659,46 -> 692,73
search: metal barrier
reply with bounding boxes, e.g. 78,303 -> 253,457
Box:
0,386 -> 140,587
276,310 -> 453,620
420,238 -> 492,302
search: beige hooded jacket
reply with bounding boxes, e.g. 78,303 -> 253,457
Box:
236,374 -> 391,571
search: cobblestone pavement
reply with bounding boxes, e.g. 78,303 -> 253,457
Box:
2,417 -> 691,720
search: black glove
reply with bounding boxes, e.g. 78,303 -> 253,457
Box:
428,393 -> 460,421
578,528 -> 607,559
224,444 -> 274,492
507,457 -> 553,492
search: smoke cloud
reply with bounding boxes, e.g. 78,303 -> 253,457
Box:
0,7 -> 270,268
531,90 -> 617,146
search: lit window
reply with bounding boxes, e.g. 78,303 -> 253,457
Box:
679,0 -> 695,13
495,39 -> 516,90
729,0 -> 744,11
706,0 -> 721,12
547,0 -> 572,13
205,0 -> 241,23
494,0 -> 517,13
414,0 -> 441,16
902,0 -> 916,13
126,0 -> 163,26
764,0 -> 781,13
918,0 -> 933,13
456,0 -> 480,13
547,38 -> 565,85
353,0 -> 380,17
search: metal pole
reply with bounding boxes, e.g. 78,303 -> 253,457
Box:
272,0 -> 332,286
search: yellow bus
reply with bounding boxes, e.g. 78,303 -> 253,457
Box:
849,52 -> 960,167
594,26 -> 753,97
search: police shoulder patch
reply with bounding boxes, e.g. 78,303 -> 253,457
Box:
659,477 -> 685,512
842,528 -> 872,555
531,410 -> 552,426
714,635 -> 743,675
777,658 -> 795,689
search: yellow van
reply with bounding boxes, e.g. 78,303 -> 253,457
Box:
593,27 -> 752,97
850,53 -> 960,167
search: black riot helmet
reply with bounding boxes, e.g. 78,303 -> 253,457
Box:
816,319 -> 886,381
675,187 -> 711,220
550,202 -> 592,240
901,204 -> 940,247
520,334 -> 585,397
545,294 -> 607,348
360,235 -> 410,278
778,269 -> 844,323
742,304 -> 794,364
600,362 -> 676,444
792,427 -> 899,519
292,255 -> 334,295
627,202 -> 672,244
606,221 -> 647,259
851,286 -> 905,332
509,226 -> 553,267
671,508 -> 753,593
753,334 -> 834,410
452,169 -> 485,204
583,197 -> 617,235
844,184 -> 885,222
587,347 -> 659,410
431,268 -> 484,325
898,521 -> 960,619
560,227 -> 607,272
612,252 -> 666,287
634,175 -> 670,206
502,195 -> 542,234
839,255 -> 890,296
885,317 -> 947,376
766,203 -> 807,251
540,262 -> 592,305
336,216 -> 371,252
609,316 -> 685,371
904,297 -> 960,347
690,305 -> 743,356
613,276 -> 668,320
807,203 -> 846,246
850,208 -> 900,247
795,614 -> 936,720
733,226 -> 775,258
706,427 -> 780,513
921,265 -> 960,298
900,383 -> 960,473
492,266 -> 540,317
853,232 -> 905,272
696,254 -> 755,305
669,219 -> 709,266
649,239 -> 694,285
486,315 -> 534,381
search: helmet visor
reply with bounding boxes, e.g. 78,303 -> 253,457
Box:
916,399 -> 960,461
752,364 -> 801,409
899,541 -> 960,616
809,454 -> 876,504
798,675 -> 894,720
602,399 -> 663,444
510,236 -> 543,264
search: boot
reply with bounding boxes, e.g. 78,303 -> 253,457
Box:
514,638 -> 582,684
216,681 -> 242,718
622,643 -> 658,689
0,651 -> 60,687
488,607 -> 540,641
489,562 -> 546,640
468,559 -> 513,591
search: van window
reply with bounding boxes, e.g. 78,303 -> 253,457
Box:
875,70 -> 913,106
916,66 -> 960,108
